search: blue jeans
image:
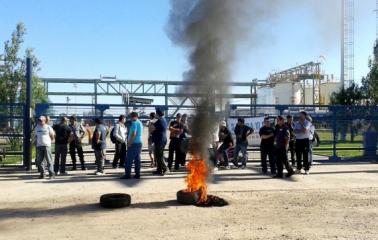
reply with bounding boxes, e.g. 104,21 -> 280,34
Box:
125,143 -> 142,177
233,143 -> 248,167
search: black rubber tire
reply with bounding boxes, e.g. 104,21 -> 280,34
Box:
176,190 -> 200,205
100,193 -> 131,209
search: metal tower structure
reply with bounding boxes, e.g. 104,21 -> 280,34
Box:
341,0 -> 355,89
267,62 -> 324,105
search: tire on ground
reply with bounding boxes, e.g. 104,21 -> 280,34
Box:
176,190 -> 200,205
100,193 -> 131,208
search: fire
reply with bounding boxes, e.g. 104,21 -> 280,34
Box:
185,154 -> 208,203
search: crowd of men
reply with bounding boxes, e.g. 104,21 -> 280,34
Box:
34,109 -> 316,180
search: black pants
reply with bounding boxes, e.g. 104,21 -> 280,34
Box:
260,145 -> 276,174
177,138 -> 187,166
288,141 -> 295,166
69,141 -> 85,168
275,147 -> 293,176
54,144 -> 68,173
295,138 -> 310,171
168,138 -> 181,170
154,144 -> 167,173
217,143 -> 230,167
112,141 -> 126,168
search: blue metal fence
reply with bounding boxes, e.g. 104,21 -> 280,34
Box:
0,102 -> 377,167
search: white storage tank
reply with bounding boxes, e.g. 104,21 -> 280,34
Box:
273,83 -> 301,105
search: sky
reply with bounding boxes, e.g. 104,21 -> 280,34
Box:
0,0 -> 377,104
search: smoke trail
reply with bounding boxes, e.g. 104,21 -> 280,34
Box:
167,0 -> 254,156
166,0 -> 341,156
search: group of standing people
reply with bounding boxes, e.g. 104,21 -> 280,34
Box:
35,109 -> 316,180
147,111 -> 190,176
35,115 -> 90,179
259,111 -> 316,178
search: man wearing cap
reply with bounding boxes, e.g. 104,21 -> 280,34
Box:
152,109 -> 168,176
35,116 -> 55,179
217,120 -> 233,168
274,116 -> 294,178
52,116 -> 71,175
121,112 -> 143,179
294,111 -> 311,175
168,113 -> 184,171
68,116 -> 87,171
259,117 -> 276,175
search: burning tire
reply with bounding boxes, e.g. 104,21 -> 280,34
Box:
100,193 -> 131,209
176,190 -> 200,205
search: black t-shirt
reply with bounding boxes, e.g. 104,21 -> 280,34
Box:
219,127 -> 233,146
274,124 -> 290,149
169,120 -> 183,139
234,125 -> 253,144
259,126 -> 275,147
53,123 -> 71,144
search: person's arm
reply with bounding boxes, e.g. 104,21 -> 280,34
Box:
128,130 -> 137,147
260,133 -> 274,140
246,126 -> 254,137
49,126 -> 55,141
284,130 -> 290,149
168,122 -> 175,133
128,123 -> 137,147
114,124 -> 124,143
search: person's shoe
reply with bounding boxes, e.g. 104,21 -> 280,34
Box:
241,165 -> 246,169
54,172 -> 59,176
305,170 -> 310,175
81,166 -> 87,171
95,171 -> 104,175
273,174 -> 283,178
60,172 -> 68,176
225,165 -> 231,170
232,160 -> 239,168
112,165 -> 118,169
134,175 -> 140,179
48,174 -> 55,179
120,175 -> 131,179
71,166 -> 77,171
295,169 -> 302,174
38,174 -> 45,179
286,171 -> 294,178
161,169 -> 168,176
212,167 -> 219,172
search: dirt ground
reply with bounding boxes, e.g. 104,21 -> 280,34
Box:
1,157 -> 378,240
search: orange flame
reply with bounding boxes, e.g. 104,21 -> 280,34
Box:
185,154 -> 208,203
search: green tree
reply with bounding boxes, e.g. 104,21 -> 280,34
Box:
330,82 -> 363,105
0,23 -> 47,151
362,40 -> 378,104
0,22 -> 47,108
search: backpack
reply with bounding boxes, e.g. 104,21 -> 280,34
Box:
110,127 -> 117,144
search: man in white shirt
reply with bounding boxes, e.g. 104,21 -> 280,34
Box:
112,115 -> 127,168
35,115 -> 55,179
294,111 -> 311,175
